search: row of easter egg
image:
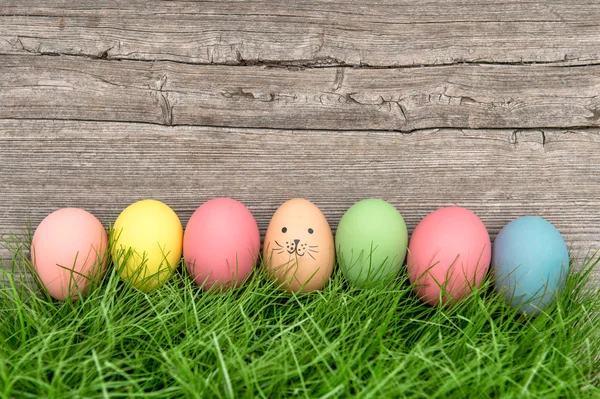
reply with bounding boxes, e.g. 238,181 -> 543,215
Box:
31,197 -> 569,315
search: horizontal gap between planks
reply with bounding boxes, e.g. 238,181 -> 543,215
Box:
3,50 -> 600,70
0,117 -> 598,135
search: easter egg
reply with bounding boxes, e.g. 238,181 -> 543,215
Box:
111,199 -> 183,291
335,199 -> 408,287
263,198 -> 335,293
492,216 -> 569,315
31,208 -> 108,300
407,207 -> 491,306
183,198 -> 260,290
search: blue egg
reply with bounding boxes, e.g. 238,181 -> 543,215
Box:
492,216 -> 569,315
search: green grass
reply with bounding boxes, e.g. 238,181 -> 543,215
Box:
1,232 -> 599,399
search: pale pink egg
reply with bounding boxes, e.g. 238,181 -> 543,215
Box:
31,208 -> 108,300
183,198 -> 260,290
407,207 -> 491,306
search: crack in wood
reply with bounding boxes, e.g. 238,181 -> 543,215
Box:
6,41 -> 600,70
15,36 -> 120,60
510,130 -> 547,149
149,74 -> 174,126
542,131 -> 547,146
315,32 -> 325,56
397,102 -> 408,123
3,117 -> 596,139
587,108 -> 600,123
221,88 -> 275,102
332,68 -> 344,92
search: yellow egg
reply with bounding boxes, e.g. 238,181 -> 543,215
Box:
111,199 -> 183,291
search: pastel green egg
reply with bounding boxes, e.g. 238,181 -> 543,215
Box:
335,199 -> 408,287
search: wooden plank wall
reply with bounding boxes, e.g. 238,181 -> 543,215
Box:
1,1 -> 599,284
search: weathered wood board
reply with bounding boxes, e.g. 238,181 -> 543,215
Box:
1,1 -> 599,285
1,55 -> 599,131
2,1 -> 600,66
1,121 -> 599,284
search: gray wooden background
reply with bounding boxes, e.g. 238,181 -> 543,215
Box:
1,1 -> 599,285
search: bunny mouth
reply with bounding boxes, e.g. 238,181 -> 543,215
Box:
274,240 -> 319,260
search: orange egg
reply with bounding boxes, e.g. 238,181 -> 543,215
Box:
263,199 -> 335,293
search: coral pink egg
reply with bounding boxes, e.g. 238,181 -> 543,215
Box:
407,207 -> 491,306
183,198 -> 260,289
31,208 -> 108,300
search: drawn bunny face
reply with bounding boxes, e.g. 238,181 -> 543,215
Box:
274,224 -> 319,259
263,199 -> 335,293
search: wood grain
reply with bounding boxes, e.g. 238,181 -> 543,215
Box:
2,55 -> 599,131
1,1 -> 600,66
2,1 -> 599,291
1,120 -> 599,284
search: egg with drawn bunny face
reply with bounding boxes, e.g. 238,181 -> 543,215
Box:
263,199 -> 335,293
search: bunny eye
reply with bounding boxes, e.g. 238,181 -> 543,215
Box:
282,227 -> 287,233
308,228 -> 314,234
